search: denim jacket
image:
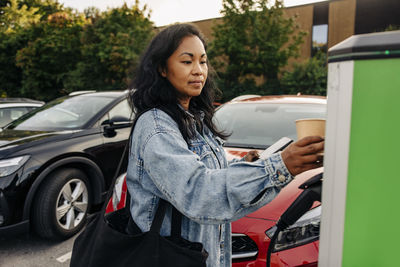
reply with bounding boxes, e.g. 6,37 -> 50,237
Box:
126,108 -> 293,267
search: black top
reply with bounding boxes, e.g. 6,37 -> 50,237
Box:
328,30 -> 400,63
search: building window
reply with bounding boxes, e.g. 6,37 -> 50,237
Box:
355,0 -> 400,34
311,24 -> 328,57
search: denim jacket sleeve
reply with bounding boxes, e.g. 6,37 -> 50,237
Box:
139,112 -> 294,225
228,157 -> 246,163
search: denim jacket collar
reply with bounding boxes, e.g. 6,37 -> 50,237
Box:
177,104 -> 205,121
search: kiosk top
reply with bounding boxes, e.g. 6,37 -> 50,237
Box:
328,30 -> 400,63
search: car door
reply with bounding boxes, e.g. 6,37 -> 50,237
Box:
97,99 -> 133,187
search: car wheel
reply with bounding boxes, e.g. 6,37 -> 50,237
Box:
32,168 -> 91,240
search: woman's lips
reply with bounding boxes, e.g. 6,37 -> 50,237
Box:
189,81 -> 203,87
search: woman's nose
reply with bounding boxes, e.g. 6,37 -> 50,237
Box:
192,62 -> 203,75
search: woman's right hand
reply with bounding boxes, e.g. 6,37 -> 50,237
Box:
280,136 -> 324,176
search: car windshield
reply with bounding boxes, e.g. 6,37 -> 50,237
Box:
214,102 -> 326,149
7,95 -> 116,131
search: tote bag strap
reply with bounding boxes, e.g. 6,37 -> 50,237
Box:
149,198 -> 168,232
171,206 -> 183,237
100,109 -> 149,214
111,106 -> 187,236
148,198 -> 183,237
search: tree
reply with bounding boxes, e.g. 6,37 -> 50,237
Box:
64,2 -> 154,92
0,0 -> 41,33
1,0 -> 154,100
0,0 -> 65,98
14,11 -> 86,101
0,30 -> 26,97
208,0 -> 306,101
0,0 -> 41,97
280,51 -> 327,96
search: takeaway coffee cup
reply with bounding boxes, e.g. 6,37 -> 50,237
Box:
295,118 -> 326,140
296,118 -> 325,156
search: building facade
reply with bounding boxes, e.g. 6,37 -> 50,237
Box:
190,0 -> 399,64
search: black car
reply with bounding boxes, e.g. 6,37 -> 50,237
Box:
0,91 -> 133,240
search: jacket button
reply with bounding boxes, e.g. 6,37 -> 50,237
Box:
278,175 -> 286,182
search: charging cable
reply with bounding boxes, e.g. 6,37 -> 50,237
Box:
266,173 -> 323,267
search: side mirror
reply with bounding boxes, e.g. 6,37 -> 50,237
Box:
102,116 -> 132,132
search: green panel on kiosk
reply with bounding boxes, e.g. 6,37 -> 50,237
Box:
342,58 -> 400,267
327,31 -> 400,267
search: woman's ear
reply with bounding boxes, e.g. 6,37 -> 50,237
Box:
158,65 -> 167,78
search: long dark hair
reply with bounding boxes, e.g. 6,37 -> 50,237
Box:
130,23 -> 227,142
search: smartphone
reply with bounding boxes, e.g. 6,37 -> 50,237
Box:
259,137 -> 293,160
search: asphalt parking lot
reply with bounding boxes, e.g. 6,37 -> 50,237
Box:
0,232 -> 76,267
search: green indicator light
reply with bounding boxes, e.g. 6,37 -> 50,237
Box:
385,50 -> 390,55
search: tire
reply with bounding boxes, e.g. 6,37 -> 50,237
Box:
32,168 -> 91,240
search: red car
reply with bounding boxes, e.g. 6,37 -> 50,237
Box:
219,95 -> 325,267
107,95 -> 326,267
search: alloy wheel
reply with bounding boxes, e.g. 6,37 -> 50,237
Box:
55,178 -> 89,230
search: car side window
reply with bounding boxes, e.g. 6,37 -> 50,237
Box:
96,99 -> 133,127
108,99 -> 132,121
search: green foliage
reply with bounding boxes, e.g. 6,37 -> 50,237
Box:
64,3 -> 154,92
17,0 -> 66,20
384,24 -> 400,31
0,0 -> 69,98
0,30 -> 27,97
280,51 -> 327,96
208,0 -> 306,101
15,12 -> 85,101
0,0 -> 41,33
0,0 -> 154,101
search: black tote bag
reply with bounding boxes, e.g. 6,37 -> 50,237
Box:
70,199 -> 208,267
70,112 -> 208,267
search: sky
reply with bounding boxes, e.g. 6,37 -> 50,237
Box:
58,0 -> 328,26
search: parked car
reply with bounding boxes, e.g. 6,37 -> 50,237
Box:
0,98 -> 44,128
107,95 -> 326,266
0,90 -> 133,240
215,95 -> 325,267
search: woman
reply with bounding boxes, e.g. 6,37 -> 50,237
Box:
127,23 -> 324,267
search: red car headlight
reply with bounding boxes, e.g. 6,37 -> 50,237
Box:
266,206 -> 321,252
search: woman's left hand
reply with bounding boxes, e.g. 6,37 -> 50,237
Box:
244,150 -> 260,162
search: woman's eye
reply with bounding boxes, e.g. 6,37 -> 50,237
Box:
182,61 -> 192,64
200,61 -> 207,64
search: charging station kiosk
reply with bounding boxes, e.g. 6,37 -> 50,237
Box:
319,30 -> 400,266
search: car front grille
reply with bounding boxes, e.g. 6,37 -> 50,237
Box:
232,233 -> 258,261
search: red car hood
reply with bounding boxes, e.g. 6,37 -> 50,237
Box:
225,147 -> 323,221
